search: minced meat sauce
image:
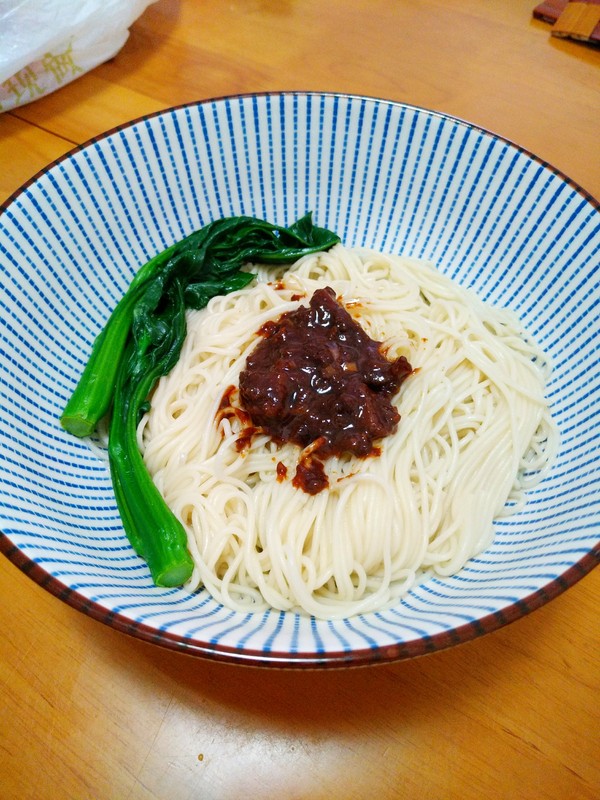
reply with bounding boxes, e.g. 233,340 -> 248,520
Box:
236,287 -> 412,494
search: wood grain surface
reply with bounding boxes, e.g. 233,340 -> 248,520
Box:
1,2 -> 599,798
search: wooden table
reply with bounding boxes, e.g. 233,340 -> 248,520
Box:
1,2 -> 599,798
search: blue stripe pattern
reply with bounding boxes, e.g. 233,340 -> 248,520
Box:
1,93 -> 598,663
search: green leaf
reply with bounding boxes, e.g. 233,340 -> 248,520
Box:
61,213 -> 340,587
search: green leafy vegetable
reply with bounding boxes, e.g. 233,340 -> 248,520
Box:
61,214 -> 340,587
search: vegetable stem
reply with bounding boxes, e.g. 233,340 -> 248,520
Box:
60,214 -> 340,587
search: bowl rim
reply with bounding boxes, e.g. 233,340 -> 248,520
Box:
2,533 -> 599,667
1,90 -> 599,668
2,90 -> 599,214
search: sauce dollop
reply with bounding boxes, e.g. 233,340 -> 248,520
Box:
238,287 -> 412,493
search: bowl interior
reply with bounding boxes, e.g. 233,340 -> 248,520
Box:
1,92 -> 599,666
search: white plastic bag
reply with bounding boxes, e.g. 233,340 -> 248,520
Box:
0,0 -> 157,112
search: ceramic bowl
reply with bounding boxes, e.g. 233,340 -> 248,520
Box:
1,92 -> 598,667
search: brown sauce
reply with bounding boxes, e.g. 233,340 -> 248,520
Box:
237,287 -> 412,494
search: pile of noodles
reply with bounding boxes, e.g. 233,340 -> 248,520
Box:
138,244 -> 558,619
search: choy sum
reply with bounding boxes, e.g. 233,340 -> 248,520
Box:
61,214 -> 341,587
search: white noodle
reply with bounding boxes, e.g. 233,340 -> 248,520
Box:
139,245 -> 558,619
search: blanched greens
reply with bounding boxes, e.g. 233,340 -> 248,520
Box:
61,214 -> 340,587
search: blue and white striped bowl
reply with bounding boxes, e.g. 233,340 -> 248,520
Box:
1,92 -> 598,667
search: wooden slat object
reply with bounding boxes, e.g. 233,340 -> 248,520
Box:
534,0 -> 600,42
553,0 -> 600,41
